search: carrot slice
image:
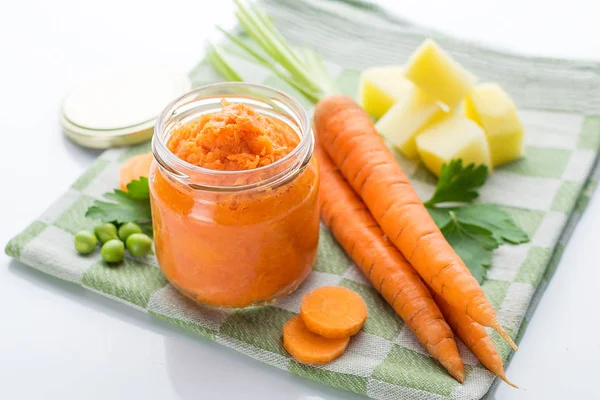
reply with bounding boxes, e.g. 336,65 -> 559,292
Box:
283,315 -> 350,364
119,152 -> 154,190
300,286 -> 367,339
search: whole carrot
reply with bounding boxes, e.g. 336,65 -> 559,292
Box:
316,147 -> 465,382
431,289 -> 517,387
314,95 -> 517,351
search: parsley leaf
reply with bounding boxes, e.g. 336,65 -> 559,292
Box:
440,212 -> 499,283
427,206 -> 452,228
424,160 -> 488,207
85,178 -> 152,227
425,160 -> 530,282
454,204 -> 530,244
125,177 -> 150,200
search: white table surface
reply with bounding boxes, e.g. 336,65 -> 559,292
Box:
2,1 -> 599,399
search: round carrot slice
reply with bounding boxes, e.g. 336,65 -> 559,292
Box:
283,315 -> 349,364
300,286 -> 368,339
119,152 -> 154,190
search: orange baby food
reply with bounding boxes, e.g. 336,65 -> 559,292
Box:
149,101 -> 319,308
168,101 -> 299,170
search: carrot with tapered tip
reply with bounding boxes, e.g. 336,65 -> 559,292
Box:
315,147 -> 465,382
314,95 -> 517,351
431,288 -> 517,387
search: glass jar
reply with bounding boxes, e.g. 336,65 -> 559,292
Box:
149,83 -> 320,308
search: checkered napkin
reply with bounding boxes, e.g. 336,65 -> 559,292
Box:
6,0 -> 600,399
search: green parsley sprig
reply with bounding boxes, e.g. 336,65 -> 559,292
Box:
425,160 -> 530,282
423,161 -> 488,207
85,177 -> 153,235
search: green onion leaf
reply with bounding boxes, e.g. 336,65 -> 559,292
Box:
206,43 -> 243,82
206,0 -> 337,104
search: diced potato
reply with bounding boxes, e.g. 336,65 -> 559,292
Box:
416,115 -> 492,177
427,108 -> 451,126
463,83 -> 524,167
359,66 -> 413,119
375,87 -> 444,159
404,39 -> 477,110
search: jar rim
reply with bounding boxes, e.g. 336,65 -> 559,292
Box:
152,82 -> 313,192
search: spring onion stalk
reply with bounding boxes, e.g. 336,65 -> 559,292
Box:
296,47 -> 338,97
214,28 -> 322,103
207,0 -> 338,104
233,0 -> 316,89
206,43 -> 243,82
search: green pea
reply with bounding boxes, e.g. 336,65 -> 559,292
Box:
118,222 -> 143,241
74,230 -> 98,254
101,239 -> 125,263
94,223 -> 118,244
126,233 -> 153,257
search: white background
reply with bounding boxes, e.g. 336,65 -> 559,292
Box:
1,0 -> 599,399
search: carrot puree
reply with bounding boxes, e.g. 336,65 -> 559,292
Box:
168,101 -> 299,170
149,101 -> 319,308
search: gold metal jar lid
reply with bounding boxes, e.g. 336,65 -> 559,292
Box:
60,65 -> 191,149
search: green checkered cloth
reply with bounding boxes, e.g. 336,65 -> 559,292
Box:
6,0 -> 600,399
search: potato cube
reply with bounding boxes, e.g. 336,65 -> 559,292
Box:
404,39 -> 477,110
375,87 -> 444,159
463,83 -> 524,166
416,115 -> 492,176
359,66 -> 413,119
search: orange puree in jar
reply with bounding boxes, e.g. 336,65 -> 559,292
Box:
168,101 -> 299,171
149,95 -> 319,308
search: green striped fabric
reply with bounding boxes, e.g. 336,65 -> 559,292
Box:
6,1 -> 600,399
